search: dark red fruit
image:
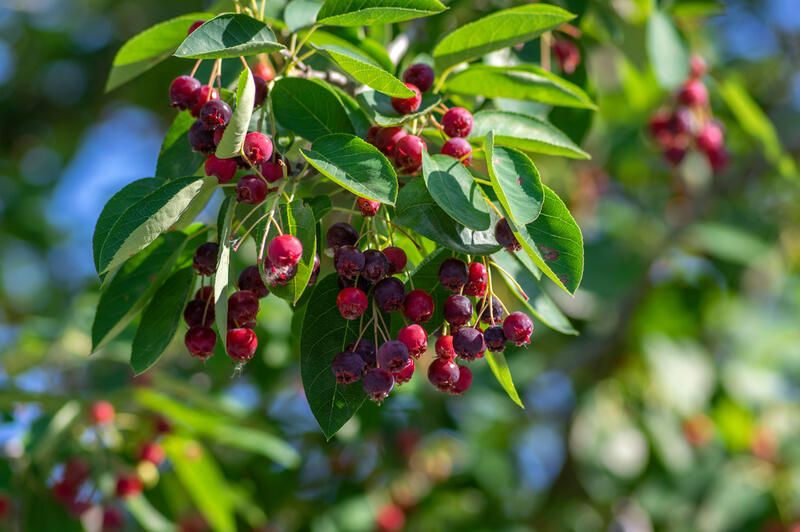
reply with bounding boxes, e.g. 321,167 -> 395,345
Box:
213,127 -> 225,146
438,258 -> 468,292
91,400 -> 115,425
226,328 -> 258,362
366,125 -> 381,145
308,254 -> 321,286
195,286 -> 213,302
689,55 -> 707,78
678,79 -> 708,108
335,245 -> 365,280
190,85 -> 219,117
435,335 -> 455,360
441,137 -> 472,165
375,126 -> 408,157
183,299 -> 215,327
268,234 -> 303,268
228,290 -> 259,328
397,324 -> 428,358
402,63 -> 435,92
169,76 -> 201,110
378,340 -> 410,372
382,246 -> 407,274
495,218 -> 521,251
374,277 -> 406,312
696,122 -> 724,154
348,339 -> 376,368
115,475 -> 142,498
483,325 -> 506,352
185,327 -> 216,359
706,145 -> 729,173
332,351 -> 366,383
236,174 -> 268,204
238,265 -> 269,298
187,20 -> 205,34
503,311 -> 533,346
139,442 -> 165,465
205,154 -> 237,183
444,295 -> 473,327
428,357 -> 459,391
663,141 -> 688,166
189,120 -> 216,154
403,289 -> 434,323
391,83 -> 422,115
327,222 -> 359,249
464,262 -> 488,297
441,107 -> 474,138
357,197 -> 380,216
253,75 -> 267,107
393,358 -> 415,385
242,132 -> 273,165
453,327 -> 486,360
102,506 -> 124,530
553,39 -> 581,74
451,365 -> 473,395
63,458 -> 91,485
192,242 -> 219,275
198,99 -> 232,130
362,249 -> 389,283
363,368 -> 394,402
479,295 -> 504,325
263,258 -> 298,287
648,109 -> 672,139
336,287 -> 368,319
394,135 -> 425,174
260,160 -> 284,183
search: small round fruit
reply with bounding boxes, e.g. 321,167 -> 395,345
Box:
553,39 -> 581,74
391,83 -> 422,115
441,107 -> 474,138
464,262 -> 488,297
374,277 -> 406,313
663,142 -> 688,166
427,357 -> 459,391
362,249 -> 389,283
366,125 -> 381,145
187,20 -> 205,34
139,442 -> 165,465
337,287 -> 369,320
363,368 -> 394,403
195,286 -> 213,302
238,265 -> 269,298
190,85 -> 219,117
377,340 -> 410,372
403,289 -> 434,323
435,335 -> 455,360
193,242 -> 219,275
268,234 -> 303,268
678,79 -> 708,108
198,99 -> 232,130
327,222 -> 359,249
183,299 -> 215,327
334,245 -> 366,280
226,328 -> 258,362
90,400 -> 115,425
397,324 -> 428,358
382,246 -> 407,274
260,160 -> 284,183
205,154 -> 237,183
451,365 -> 473,395
479,295 -> 504,325
263,258 -> 298,287
393,358 -> 415,385
495,218 -> 521,252
349,339 -> 376,368
213,126 -> 225,146
332,351 -> 366,384
169,75 -> 201,110
502,311 -> 534,346
444,295 -> 473,327
441,137 -> 472,165
357,197 -> 380,216
242,132 -> 273,165
185,327 -> 216,359
483,325 -> 506,352
253,62 -> 275,82
394,134 -> 426,175
402,63 -> 435,92
438,258 -> 468,292
452,327 -> 486,360
102,506 -> 124,530
228,290 -> 259,328
115,475 -> 142,498
188,120 -> 216,154
696,122 -> 724,154
253,75 -> 267,107
706,145 -> 729,173
375,126 -> 408,157
236,174 -> 268,204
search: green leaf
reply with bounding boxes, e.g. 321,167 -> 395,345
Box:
106,12 -> 213,92
301,134 -> 398,204
29,401 -> 81,462
471,110 -> 590,159
126,495 -> 175,532
214,197 -> 236,337
271,77 -> 354,141
92,232 -> 189,353
156,113 -> 205,178
509,185 -> 584,295
395,179 -> 500,255
130,266 -> 194,374
433,4 -> 575,70
485,352 -> 524,408
421,152 -> 490,230
315,45 -> 414,97
445,65 -> 595,110
96,176 -> 211,275
485,132 -> 544,226
216,68 -> 256,159
316,0 -> 446,27
174,13 -> 285,59
646,10 -> 689,89
331,85 -> 372,138
300,274 -> 366,439
308,30 -> 393,71
394,247 -> 449,335
285,0 -> 323,31
357,89 -> 441,127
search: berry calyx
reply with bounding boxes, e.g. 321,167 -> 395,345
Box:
402,63 -> 435,92
334,245 -> 365,280
268,234 -> 303,268
678,79 -> 708,108
483,325 -> 506,352
263,257 -> 298,287
204,155 -> 237,183
228,290 -> 259,328
403,289 -> 434,323
139,442 -> 165,465
394,135 -> 426,175
115,475 -> 142,498
188,120 -> 216,154
374,277 -> 406,313
452,327 -> 486,360
190,85 -> 219,117
332,351 -> 366,384
236,174 -> 268,204
363,368 -> 394,403
169,76 -> 201,110
377,340 -> 410,372
238,265 -> 269,298
435,335 -> 455,360
502,311 -> 534,346
451,365 -> 473,395
393,358 -> 415,385
427,358 -> 459,392
183,299 -> 215,328
438,258 -> 468,292
495,218 -> 521,252
443,295 -> 473,327
185,327 -> 216,359
382,246 -> 407,274
326,222 -> 359,249
375,126 -> 408,157
441,107 -> 474,138
397,324 -> 428,358
192,242 -> 219,275
242,132 -> 273,165
441,137 -> 472,166
362,249 -> 389,283
391,83 -> 422,115
226,328 -> 258,362
90,400 -> 115,425
198,99 -> 232,130
464,262 -> 488,297
357,197 -> 380,216
336,287 -> 369,320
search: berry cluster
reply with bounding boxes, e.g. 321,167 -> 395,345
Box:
648,55 -> 728,172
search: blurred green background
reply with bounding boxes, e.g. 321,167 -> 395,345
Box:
1,0 -> 800,530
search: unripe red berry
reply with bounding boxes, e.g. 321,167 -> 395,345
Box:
334,245 -> 365,280
553,39 -> 581,74
374,277 -> 406,312
438,258 -> 468,292
169,76 -> 201,110
678,79 -> 708,108
253,62 -> 275,82
332,351 -> 366,383
115,475 -> 142,498
185,327 -> 216,359
375,126 -> 408,157
378,340 -> 410,372
205,155 -> 237,183
188,120 -> 216,154
382,246 -> 407,274
393,358 -> 415,385
403,289 -> 434,323
187,20 -> 205,34
337,287 -> 369,319
242,132 -> 273,165
435,335 -> 455,360
253,75 -> 267,107
91,400 -> 115,425
444,294 -> 473,327
484,325 -> 506,352
464,262 -> 488,297
260,160 -> 284,183
357,197 -> 380,216
441,107 -> 474,138
402,63 -> 435,92
441,137 -> 472,165
391,83 -> 422,115
428,357 -> 459,391
190,85 -> 219,117
198,99 -> 232,130
192,242 -> 219,275
363,368 -> 394,402
268,234 -> 303,268
495,218 -> 520,252
503,311 -> 533,346
394,135 -> 426,174
362,249 -> 389,283
139,442 -> 165,465
453,327 -> 486,360
451,365 -> 473,395
226,328 -> 258,362
236,174 -> 268,204
228,290 -> 259,328
696,121 -> 724,154
479,295 -> 505,325
238,265 -> 269,298
183,299 -> 215,328
349,339 -> 377,369
327,222 -> 359,249
397,324 -> 428,358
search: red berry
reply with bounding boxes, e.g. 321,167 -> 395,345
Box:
696,121 -> 724,154
553,39 -> 581,74
205,155 -> 237,183
444,295 -> 473,327
190,85 -> 219,117
382,246 -> 407,274
268,234 -> 303,268
213,127 -> 225,146
391,83 -> 422,115
115,475 -> 142,498
464,262 -> 488,297
484,325 -> 506,352
451,365 -> 473,395
663,140 -> 689,166
435,335 -> 455,360
139,442 -> 165,465
502,311 -> 533,346
169,76 -> 201,110
334,245 -> 365,280
253,62 -> 275,82
495,218 -> 520,252
374,277 -> 406,313
378,340 -> 410,372
402,63 -> 435,92
706,145 -> 729,173
102,506 -> 124,530
393,358 -> 415,385
331,351 -> 366,383
226,328 -> 258,362
357,197 -> 380,216
91,401 -> 115,425
394,135 -> 426,174
441,107 -> 474,138
192,242 -> 219,275
236,174 -> 268,204
453,327 -> 486,360
403,289 -> 434,323
154,416 -> 172,434
260,160 -> 285,183
198,99 -> 232,130
187,20 -> 205,34
678,79 -> 708,108
63,458 -> 91,485
238,265 -> 269,298
376,504 -> 406,532
375,126 -> 408,157
195,286 -> 214,302
327,222 -> 359,249
397,324 -> 428,358
183,299 -> 215,328
189,120 -> 216,154
337,287 -> 369,320
689,55 -> 707,78
441,137 -> 472,165
428,357 -> 459,391
363,368 -> 394,402
648,109 -> 672,139
479,296 -> 505,325
253,75 -> 267,107
362,249 -> 389,283
185,327 -> 216,359
438,258 -> 468,292
242,132 -> 273,165
228,290 -> 259,329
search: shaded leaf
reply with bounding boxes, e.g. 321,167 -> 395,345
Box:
308,30 -> 393,71
271,78 -> 354,141
156,113 -> 205,178
422,152 -> 490,230
175,13 -> 285,59
646,10 -> 689,89
285,0 -> 323,31
357,89 -> 441,127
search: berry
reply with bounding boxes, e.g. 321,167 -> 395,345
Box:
263,257 -> 298,286
242,132 -> 273,165
63,458 -> 91,485
393,358 -> 415,385
238,265 -> 269,298
378,340 -> 410,372
308,254 -> 321,286
553,39 -> 581,74
192,242 -> 219,275
268,234 -> 303,268
678,79 -> 708,108
260,160 -> 284,183
375,126 -> 408,156
464,262 -> 488,297
336,287 -> 369,320
503,311 -> 533,346
236,174 -> 268,204
190,85 -> 219,117
669,108 -> 693,136
397,324 -> 428,358
169,76 -> 201,110
376,504 -> 406,532
689,55 -> 707,78
327,222 -> 359,249
435,335 -> 455,360
331,351 -> 366,383
484,325 -> 506,352
663,140 -> 688,166
195,286 -> 213,302
479,295 -> 504,325
696,122 -> 724,154
185,327 -> 216,359
204,155 -> 237,183
402,63 -> 435,92
403,289 -> 434,323
391,83 -> 422,115
362,249 -> 389,283
183,299 -> 214,327
348,339 -> 376,368
187,20 -> 205,34
441,107 -> 474,138
495,218 -> 520,251
444,295 -> 473,327
441,137 -> 472,165
648,109 -> 672,139
706,145 -> 729,173
382,246 -> 407,274
451,365 -> 473,395
188,120 -> 216,154
139,442 -> 165,465
362,368 -> 394,402
226,328 -> 258,362
102,506 -> 124,530
228,290 -> 259,328
213,127 -> 225,146
91,400 -> 115,425
357,197 -> 380,216
198,99 -> 231,130
453,327 -> 486,360
374,277 -> 406,312
394,135 -> 426,174
253,75 -> 267,107
366,125 -> 381,145
438,258 -> 468,292
115,475 -> 142,498
427,358 -> 459,391
334,245 -> 365,280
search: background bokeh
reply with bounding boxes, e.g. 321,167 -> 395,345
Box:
1,0 -> 799,530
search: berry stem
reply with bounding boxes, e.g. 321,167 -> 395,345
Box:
190,59 -> 202,78
389,222 -> 423,251
473,177 -> 491,186
485,256 -> 494,325
489,260 -> 529,301
283,25 -> 319,74
541,31 -> 553,72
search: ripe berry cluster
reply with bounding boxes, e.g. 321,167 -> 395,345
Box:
648,55 -> 728,172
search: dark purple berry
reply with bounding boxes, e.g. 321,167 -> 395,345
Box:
362,249 -> 389,283
169,75 -> 200,110
377,340 -> 410,372
334,245 -> 365,280
263,257 -> 298,287
238,265 -> 269,298
427,358 -> 459,392
452,327 -> 485,361
495,218 -> 520,252
326,222 -> 359,249
363,368 -> 394,403
307,254 -> 321,286
253,75 -> 267,107
192,243 -> 219,276
479,296 -> 505,325
402,63 -> 435,92
484,325 -> 506,352
374,277 -> 405,312
198,99 -> 232,130
236,174 -> 268,204
348,339 -> 376,369
183,299 -> 215,328
438,258 -> 468,292
444,295 -> 473,327
332,351 -> 366,384
228,290 -> 259,328
441,107 -> 474,138
188,120 -> 216,154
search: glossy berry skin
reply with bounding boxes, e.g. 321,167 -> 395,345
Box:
242,132 -> 273,165
193,242 -> 219,275
374,277 -> 406,312
553,39 -> 581,74
438,258 -> 468,292
198,99 -> 232,130
260,160 -> 284,183
428,358 -> 459,391
335,245 -> 365,280
375,126 -> 408,157
435,335 -> 455,360
391,83 -> 422,115
253,62 -> 275,82
205,155 -> 237,183
484,325 -> 507,352
362,249 -> 389,283
188,120 -> 216,154
503,311 -> 533,346
378,340 -> 410,372
357,197 -> 380,216
253,75 -> 267,107
441,107 -> 474,138
190,85 -> 219,117
238,265 -> 269,298
263,258 -> 297,287
332,351 -> 366,384
464,262 -> 488,297
236,174 -> 268,204
394,135 -> 426,175
169,76 -> 201,110
397,324 -> 428,358
678,79 -> 708,108
441,137 -> 472,165
308,254 -> 321,286
226,328 -> 258,362
185,327 -> 216,359
187,20 -> 205,34
451,365 -> 473,395
213,127 -> 225,146
183,299 -> 215,328
139,442 -> 165,465
349,339 -> 376,368
115,475 -> 142,498
228,290 -> 259,328
337,287 -> 369,320
363,368 -> 394,402
453,327 -> 486,360
393,358 -> 415,385
495,218 -> 521,251
403,63 -> 435,92
444,295 -> 473,327
382,246 -> 407,275
696,122 -> 724,154
479,296 -> 504,325
268,234 -> 303,268
195,286 -> 214,302
327,222 -> 359,249
403,289 -> 434,323
90,400 -> 115,425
